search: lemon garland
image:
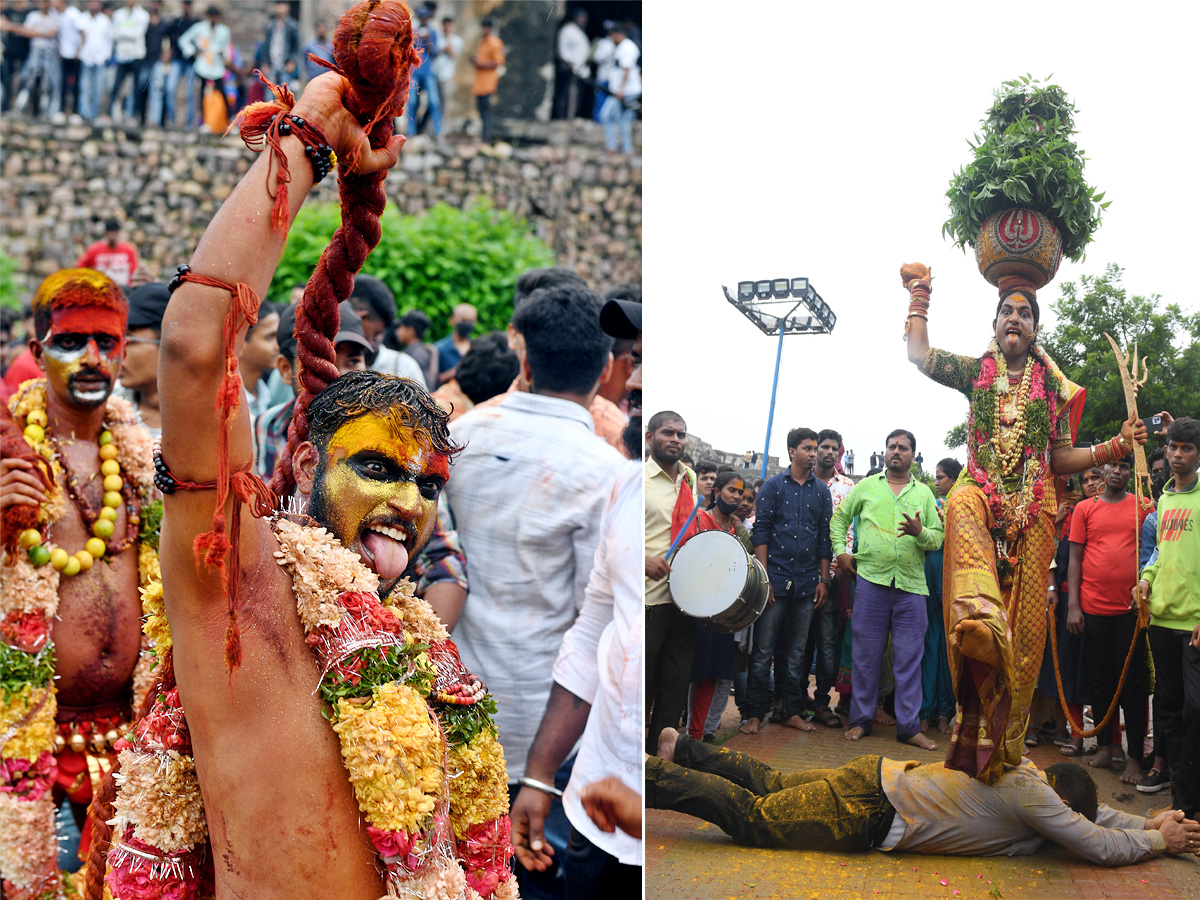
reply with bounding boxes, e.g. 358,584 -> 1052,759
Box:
2,380 -> 160,900
104,517 -> 519,900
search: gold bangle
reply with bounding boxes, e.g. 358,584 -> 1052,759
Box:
1089,445 -> 1097,467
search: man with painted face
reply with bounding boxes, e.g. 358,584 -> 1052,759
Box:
902,263 -> 1148,784
128,68 -> 515,899
1,268 -> 154,873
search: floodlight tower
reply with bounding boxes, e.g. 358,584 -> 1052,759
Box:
722,278 -> 837,477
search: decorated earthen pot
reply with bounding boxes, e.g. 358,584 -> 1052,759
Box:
975,208 -> 1063,289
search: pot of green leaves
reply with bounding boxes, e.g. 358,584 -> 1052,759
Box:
942,75 -> 1109,289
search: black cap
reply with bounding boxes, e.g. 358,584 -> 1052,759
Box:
277,300 -> 374,359
599,298 -> 641,338
126,283 -> 171,331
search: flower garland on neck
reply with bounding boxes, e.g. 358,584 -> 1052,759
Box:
103,517 -> 519,900
965,340 -> 1065,544
1,379 -> 160,900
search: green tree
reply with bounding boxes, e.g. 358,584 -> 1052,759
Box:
1041,264 -> 1200,442
0,250 -> 21,311
268,201 -> 555,336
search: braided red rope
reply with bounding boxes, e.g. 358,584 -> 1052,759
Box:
270,0 -> 419,499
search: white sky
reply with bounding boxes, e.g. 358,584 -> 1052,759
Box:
640,1 -> 1198,471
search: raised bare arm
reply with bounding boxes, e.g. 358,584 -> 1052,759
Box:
901,262 -> 931,365
159,74 -> 403,490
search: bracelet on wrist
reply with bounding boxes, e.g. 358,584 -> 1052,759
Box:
518,776 -> 564,798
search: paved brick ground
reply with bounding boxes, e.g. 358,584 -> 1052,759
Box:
646,702 -> 1200,899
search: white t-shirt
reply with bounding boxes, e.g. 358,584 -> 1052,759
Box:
77,11 -> 114,66
431,29 -> 463,84
610,37 -> 640,97
112,4 -> 149,62
57,4 -> 82,59
23,9 -> 59,54
592,37 -> 615,84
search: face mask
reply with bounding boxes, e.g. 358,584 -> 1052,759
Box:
455,321 -> 475,339
716,495 -> 740,515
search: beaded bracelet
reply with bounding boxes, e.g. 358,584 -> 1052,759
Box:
272,113 -> 337,184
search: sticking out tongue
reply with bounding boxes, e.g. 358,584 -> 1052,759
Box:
362,530 -> 410,580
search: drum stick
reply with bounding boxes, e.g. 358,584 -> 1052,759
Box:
665,492 -> 705,561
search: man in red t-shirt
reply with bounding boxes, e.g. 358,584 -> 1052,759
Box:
76,218 -> 140,286
1066,457 -> 1152,784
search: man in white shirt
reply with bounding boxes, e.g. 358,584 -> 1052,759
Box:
553,7 -> 589,120
76,0 -> 112,122
510,297 -> 643,898
14,0 -> 60,117
51,0 -> 80,120
109,0 -> 148,120
599,21 -> 639,153
445,284 -> 626,896
431,15 -> 462,123
649,728 -> 1200,865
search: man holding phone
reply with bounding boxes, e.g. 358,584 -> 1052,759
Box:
742,427 -> 833,735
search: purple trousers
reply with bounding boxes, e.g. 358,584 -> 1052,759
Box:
849,578 -> 927,741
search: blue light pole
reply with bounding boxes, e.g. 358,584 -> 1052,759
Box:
722,279 -> 837,479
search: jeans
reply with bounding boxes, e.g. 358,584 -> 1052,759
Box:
147,65 -> 168,127
646,735 -> 892,851
408,66 -> 441,136
646,602 -> 697,754
476,92 -> 495,142
849,578 -> 927,740
78,63 -> 105,121
165,58 -> 187,127
599,94 -> 635,153
1148,625 -> 1200,817
1084,610 -> 1147,755
745,581 -> 818,722
562,826 -> 641,900
110,59 -> 141,118
20,45 -> 61,116
802,599 -> 838,709
60,57 -> 80,117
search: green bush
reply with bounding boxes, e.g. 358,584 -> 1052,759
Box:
268,200 -> 555,338
0,250 -> 22,311
943,75 -> 1108,262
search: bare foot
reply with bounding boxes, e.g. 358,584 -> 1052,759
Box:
937,716 -> 952,734
1088,745 -> 1112,769
874,707 -> 896,726
954,619 -> 1001,666
656,727 -> 679,761
1119,757 -> 1143,785
906,732 -> 938,751
920,718 -> 929,733
845,726 -> 866,742
784,715 -> 816,732
740,717 -> 761,735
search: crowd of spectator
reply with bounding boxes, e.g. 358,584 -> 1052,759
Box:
0,0 -> 510,140
552,8 -> 641,154
644,413 -> 1200,822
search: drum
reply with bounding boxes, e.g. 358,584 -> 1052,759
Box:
668,530 -> 770,633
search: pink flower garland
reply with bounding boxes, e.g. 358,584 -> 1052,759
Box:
0,751 -> 56,801
105,828 -> 204,900
457,816 -> 515,898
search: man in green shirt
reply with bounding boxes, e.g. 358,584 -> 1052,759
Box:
832,429 -> 943,750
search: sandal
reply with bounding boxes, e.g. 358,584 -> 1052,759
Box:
1111,749 -> 1127,769
1060,737 -> 1083,756
1024,731 -> 1042,748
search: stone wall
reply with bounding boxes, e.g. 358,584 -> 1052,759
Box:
0,117 -> 640,299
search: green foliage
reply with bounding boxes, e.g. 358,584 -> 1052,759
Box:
139,498 -> 164,551
318,642 -> 436,714
438,696 -> 499,745
945,421 -> 968,450
0,249 -> 22,311
268,201 -> 555,338
0,644 -> 55,703
943,75 -> 1109,262
1041,264 -> 1200,443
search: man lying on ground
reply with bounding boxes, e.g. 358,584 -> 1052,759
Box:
646,728 -> 1200,866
